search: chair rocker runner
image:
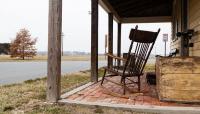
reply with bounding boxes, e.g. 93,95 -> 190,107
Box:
101,25 -> 160,95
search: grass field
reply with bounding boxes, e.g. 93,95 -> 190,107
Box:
0,55 -> 106,62
0,66 -> 155,114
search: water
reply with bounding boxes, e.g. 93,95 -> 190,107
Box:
0,61 -> 106,85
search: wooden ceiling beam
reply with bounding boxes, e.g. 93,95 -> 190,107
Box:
120,1 -> 169,16
99,0 -> 173,23
99,0 -> 121,23
116,0 -> 152,13
121,16 -> 172,23
122,3 -> 170,17
113,0 -> 140,9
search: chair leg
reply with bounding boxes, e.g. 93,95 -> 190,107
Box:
101,69 -> 107,85
120,76 -> 123,84
123,77 -> 126,95
138,75 -> 140,92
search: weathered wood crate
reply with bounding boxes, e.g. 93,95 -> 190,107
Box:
156,56 -> 200,103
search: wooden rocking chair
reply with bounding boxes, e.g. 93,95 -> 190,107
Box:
101,25 -> 160,95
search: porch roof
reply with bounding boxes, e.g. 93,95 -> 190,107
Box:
99,0 -> 173,23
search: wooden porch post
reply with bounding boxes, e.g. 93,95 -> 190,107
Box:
108,13 -> 113,67
91,0 -> 98,82
180,0 -> 189,56
117,23 -> 121,66
47,0 -> 62,102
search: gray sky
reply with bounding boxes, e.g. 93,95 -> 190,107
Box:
0,0 -> 171,55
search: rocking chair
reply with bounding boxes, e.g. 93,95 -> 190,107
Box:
101,25 -> 160,95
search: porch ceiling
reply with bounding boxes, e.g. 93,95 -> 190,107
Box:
99,0 -> 173,23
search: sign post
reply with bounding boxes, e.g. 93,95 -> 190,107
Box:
163,34 -> 168,56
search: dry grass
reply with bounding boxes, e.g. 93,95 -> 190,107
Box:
0,55 -> 106,62
0,71 -> 91,114
145,64 -> 155,72
26,104 -> 154,114
0,66 -> 155,114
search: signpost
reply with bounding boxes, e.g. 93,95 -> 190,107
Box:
163,34 -> 168,56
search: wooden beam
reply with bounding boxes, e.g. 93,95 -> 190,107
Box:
180,0 -> 189,56
117,23 -> 121,66
114,0 -> 140,9
120,1 -> 168,15
47,0 -> 62,103
108,13 -> 113,68
121,16 -> 172,23
99,0 -> 121,23
91,0 -> 98,82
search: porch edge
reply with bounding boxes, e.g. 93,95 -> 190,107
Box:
60,77 -> 102,99
58,99 -> 200,114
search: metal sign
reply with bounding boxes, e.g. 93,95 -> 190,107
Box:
163,34 -> 168,42
163,34 -> 168,56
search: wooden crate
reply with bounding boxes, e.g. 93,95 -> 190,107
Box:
156,56 -> 200,103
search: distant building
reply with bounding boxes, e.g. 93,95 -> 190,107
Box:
0,43 -> 10,55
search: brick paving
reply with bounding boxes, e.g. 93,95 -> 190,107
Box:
64,74 -> 200,107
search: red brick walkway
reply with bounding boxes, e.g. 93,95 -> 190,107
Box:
63,75 -> 199,107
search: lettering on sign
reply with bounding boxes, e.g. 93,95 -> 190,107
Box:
163,34 -> 168,42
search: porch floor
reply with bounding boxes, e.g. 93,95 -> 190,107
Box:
61,74 -> 200,108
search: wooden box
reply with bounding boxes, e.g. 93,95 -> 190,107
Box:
156,56 -> 200,103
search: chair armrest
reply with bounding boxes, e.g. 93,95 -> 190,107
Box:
106,53 -> 127,61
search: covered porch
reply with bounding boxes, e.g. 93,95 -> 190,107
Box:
47,0 -> 200,113
58,73 -> 200,114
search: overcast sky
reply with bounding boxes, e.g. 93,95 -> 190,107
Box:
0,0 -> 171,55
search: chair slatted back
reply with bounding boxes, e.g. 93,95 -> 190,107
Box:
123,26 -> 160,76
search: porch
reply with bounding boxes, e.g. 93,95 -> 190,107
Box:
47,0 -> 200,113
47,0 -> 174,102
59,74 -> 200,114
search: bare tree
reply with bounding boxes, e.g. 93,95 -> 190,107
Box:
10,29 -> 37,60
